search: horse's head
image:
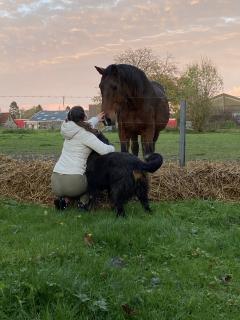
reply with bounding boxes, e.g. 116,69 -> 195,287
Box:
95,65 -> 125,125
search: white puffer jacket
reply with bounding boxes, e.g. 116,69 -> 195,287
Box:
53,117 -> 115,175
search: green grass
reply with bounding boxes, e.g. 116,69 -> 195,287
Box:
1,199 -> 240,319
0,129 -> 63,157
0,129 -> 240,161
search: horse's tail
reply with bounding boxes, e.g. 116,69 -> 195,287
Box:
135,153 -> 163,173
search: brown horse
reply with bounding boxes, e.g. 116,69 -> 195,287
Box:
95,64 -> 170,157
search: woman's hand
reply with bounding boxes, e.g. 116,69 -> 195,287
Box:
97,112 -> 105,121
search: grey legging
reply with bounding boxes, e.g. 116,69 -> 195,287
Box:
51,172 -> 89,204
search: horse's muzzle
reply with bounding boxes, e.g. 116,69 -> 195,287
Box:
103,117 -> 112,126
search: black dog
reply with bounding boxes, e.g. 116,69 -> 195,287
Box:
86,132 -> 163,217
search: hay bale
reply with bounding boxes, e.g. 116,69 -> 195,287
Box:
149,161 -> 240,202
0,154 -> 54,205
0,154 -> 239,205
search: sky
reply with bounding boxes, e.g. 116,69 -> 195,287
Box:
0,0 -> 240,112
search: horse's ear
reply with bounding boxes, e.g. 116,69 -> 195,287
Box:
95,66 -> 105,75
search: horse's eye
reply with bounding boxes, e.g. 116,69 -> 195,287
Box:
111,85 -> 117,91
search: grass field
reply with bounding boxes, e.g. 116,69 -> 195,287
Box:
1,128 -> 240,318
1,199 -> 240,319
0,128 -> 240,161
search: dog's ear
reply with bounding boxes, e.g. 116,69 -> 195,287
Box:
95,66 -> 105,75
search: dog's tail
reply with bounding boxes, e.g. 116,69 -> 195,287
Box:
135,153 -> 163,173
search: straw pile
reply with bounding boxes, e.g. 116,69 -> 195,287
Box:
149,162 -> 240,202
0,154 -> 239,206
0,154 -> 53,205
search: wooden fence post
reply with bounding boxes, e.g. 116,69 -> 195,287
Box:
179,100 -> 187,167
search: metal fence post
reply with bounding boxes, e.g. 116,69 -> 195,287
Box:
179,100 -> 187,167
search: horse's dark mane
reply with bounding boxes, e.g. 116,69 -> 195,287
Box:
104,64 -> 151,97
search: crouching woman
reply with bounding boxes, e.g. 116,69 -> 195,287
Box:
51,106 -> 115,210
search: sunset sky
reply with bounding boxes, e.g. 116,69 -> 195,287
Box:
0,0 -> 240,112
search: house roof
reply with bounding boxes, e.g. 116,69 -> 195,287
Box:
0,113 -> 10,125
30,111 -> 68,121
211,93 -> 240,103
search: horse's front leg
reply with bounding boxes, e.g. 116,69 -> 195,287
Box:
131,134 -> 139,157
119,127 -> 130,153
153,129 -> 161,153
121,140 -> 130,153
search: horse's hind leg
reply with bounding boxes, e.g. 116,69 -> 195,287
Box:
141,129 -> 155,157
141,138 -> 154,158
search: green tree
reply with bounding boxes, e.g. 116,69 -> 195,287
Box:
9,101 -> 20,119
180,57 -> 223,131
21,105 -> 43,119
35,104 -> 43,113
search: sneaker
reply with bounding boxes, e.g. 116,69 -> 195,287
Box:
54,197 -> 69,211
54,198 -> 60,210
77,201 -> 88,212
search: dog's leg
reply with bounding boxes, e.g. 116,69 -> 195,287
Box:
110,189 -> 126,218
140,198 -> 151,213
135,179 -> 152,214
116,204 -> 126,218
137,192 -> 151,213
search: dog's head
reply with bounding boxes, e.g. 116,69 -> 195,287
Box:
96,131 -> 110,145
87,131 -> 111,172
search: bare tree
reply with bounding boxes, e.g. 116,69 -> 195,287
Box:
114,48 -> 159,76
114,47 -> 180,104
92,47 -> 180,104
115,48 -> 178,78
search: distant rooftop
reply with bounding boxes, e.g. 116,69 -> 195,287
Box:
0,113 -> 10,125
30,111 -> 68,121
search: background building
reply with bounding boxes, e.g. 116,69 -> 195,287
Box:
0,113 -> 17,128
25,111 -> 68,129
210,93 -> 240,126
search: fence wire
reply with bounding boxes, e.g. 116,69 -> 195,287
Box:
0,129 -> 239,164
1,96 -> 240,164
